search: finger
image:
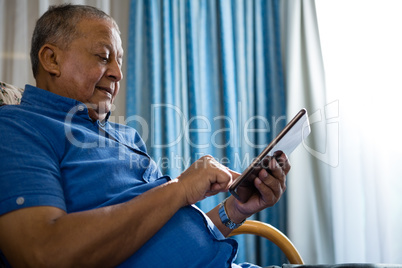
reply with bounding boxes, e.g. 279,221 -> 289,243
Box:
258,168 -> 269,180
257,169 -> 283,193
205,182 -> 228,196
208,159 -> 234,191
227,169 -> 241,180
258,165 -> 286,198
254,176 -> 283,205
268,157 -> 285,180
274,151 -> 291,174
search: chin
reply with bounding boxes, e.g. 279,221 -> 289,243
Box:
86,102 -> 112,121
95,101 -> 112,114
88,109 -> 108,122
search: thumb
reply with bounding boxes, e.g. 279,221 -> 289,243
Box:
228,169 -> 241,179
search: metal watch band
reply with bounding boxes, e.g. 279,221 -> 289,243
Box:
218,198 -> 245,229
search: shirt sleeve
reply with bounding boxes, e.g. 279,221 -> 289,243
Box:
0,111 -> 66,216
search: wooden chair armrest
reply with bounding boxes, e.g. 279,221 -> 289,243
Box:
229,220 -> 304,264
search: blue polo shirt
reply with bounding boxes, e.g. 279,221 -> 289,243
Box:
0,85 -> 257,267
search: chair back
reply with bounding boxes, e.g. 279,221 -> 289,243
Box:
0,82 -> 24,105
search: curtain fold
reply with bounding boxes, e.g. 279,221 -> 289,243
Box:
126,0 -> 287,265
281,0 -> 336,264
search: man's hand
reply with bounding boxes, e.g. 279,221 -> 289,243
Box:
207,152 -> 290,236
176,155 -> 237,205
229,151 -> 290,222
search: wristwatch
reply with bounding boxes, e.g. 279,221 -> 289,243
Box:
218,198 -> 245,229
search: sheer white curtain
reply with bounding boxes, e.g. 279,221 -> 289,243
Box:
282,0 -> 336,264
284,0 -> 402,264
316,0 -> 402,264
0,0 -> 129,118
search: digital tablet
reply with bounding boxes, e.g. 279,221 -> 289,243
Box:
229,108 -> 311,203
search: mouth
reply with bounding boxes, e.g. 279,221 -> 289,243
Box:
96,86 -> 113,97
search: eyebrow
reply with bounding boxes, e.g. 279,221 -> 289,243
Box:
92,42 -> 112,52
93,42 -> 124,59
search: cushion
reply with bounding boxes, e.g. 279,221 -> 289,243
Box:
0,82 -> 24,105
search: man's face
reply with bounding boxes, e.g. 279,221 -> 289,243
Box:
56,18 -> 123,121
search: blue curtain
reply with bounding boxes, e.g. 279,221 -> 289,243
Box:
126,0 -> 286,265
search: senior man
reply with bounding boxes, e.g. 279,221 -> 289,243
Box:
0,4 -> 289,267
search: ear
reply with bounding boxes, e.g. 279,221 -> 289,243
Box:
38,44 -> 61,77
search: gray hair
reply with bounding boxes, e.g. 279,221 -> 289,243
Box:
30,4 -> 120,78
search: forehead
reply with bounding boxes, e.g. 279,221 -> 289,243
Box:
76,18 -> 123,55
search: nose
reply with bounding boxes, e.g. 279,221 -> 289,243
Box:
107,59 -> 123,82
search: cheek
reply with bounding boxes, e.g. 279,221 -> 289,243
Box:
79,72 -> 105,96
65,58 -> 103,82
112,83 -> 120,101
63,65 -> 89,87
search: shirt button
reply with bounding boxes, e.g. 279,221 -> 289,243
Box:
16,197 -> 25,205
78,105 -> 85,111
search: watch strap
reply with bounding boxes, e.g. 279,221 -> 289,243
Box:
218,197 -> 245,229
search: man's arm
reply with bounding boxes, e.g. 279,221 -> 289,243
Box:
0,179 -> 185,267
0,156 -> 233,268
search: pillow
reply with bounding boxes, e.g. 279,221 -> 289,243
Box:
0,82 -> 24,105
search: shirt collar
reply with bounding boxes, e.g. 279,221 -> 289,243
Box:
21,85 -> 111,122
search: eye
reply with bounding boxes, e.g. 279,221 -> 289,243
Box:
97,54 -> 109,63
